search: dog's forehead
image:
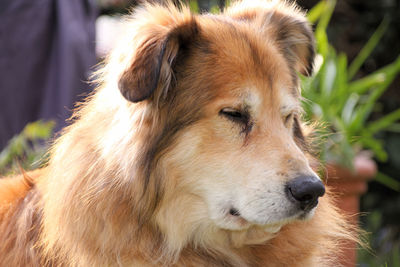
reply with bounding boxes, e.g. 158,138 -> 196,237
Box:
196,17 -> 299,99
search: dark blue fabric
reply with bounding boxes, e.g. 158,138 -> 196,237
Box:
0,0 -> 97,149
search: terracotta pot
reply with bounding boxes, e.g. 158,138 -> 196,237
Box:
325,155 -> 377,267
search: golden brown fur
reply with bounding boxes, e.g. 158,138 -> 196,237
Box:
0,1 -> 359,266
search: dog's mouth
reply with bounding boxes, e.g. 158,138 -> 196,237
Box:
224,206 -> 283,234
229,207 -> 241,217
223,204 -> 314,232
218,206 -> 251,229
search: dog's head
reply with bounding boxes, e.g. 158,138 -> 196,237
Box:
110,0 -> 322,249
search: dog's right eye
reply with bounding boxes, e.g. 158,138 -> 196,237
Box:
219,108 -> 249,124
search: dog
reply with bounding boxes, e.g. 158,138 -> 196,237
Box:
0,1 -> 358,266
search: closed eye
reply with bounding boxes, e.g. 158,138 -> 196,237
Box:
219,108 -> 249,124
219,107 -> 253,134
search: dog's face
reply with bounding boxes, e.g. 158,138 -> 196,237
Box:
112,0 -> 324,245
163,32 -> 323,232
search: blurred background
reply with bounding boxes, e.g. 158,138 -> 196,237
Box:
0,0 -> 399,266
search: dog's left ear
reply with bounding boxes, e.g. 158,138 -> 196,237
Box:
225,0 -> 315,76
118,6 -> 198,103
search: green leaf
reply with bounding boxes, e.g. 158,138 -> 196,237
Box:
306,1 -> 326,23
23,121 -> 55,140
314,0 -> 336,57
189,0 -> 199,13
366,109 -> 400,135
348,58 -> 400,134
315,0 -> 335,32
348,73 -> 387,94
360,135 -> 387,162
375,172 -> 400,192
386,123 -> 400,133
348,17 -> 390,80
321,56 -> 337,98
342,93 -> 359,125
210,5 -> 220,14
334,53 -> 348,111
348,56 -> 400,94
0,120 -> 55,175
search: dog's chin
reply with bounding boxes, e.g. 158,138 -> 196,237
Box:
214,206 -> 317,233
213,212 -> 282,233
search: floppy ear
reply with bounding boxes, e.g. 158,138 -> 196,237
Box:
118,6 -> 198,103
225,0 -> 315,76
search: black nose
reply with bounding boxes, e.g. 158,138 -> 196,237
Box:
286,175 -> 325,211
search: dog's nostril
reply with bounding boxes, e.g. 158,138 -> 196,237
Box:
287,175 -> 325,211
229,208 -> 241,216
289,188 -> 313,202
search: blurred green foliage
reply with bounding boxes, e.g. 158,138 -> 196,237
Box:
188,0 -> 226,13
304,1 -> 400,265
0,121 -> 55,175
302,0 -> 400,185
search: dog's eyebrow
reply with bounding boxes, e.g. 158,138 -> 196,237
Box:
280,105 -> 289,113
280,105 -> 293,113
242,90 -> 261,110
280,103 -> 301,115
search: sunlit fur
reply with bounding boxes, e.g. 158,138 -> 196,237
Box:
0,1 -> 359,266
